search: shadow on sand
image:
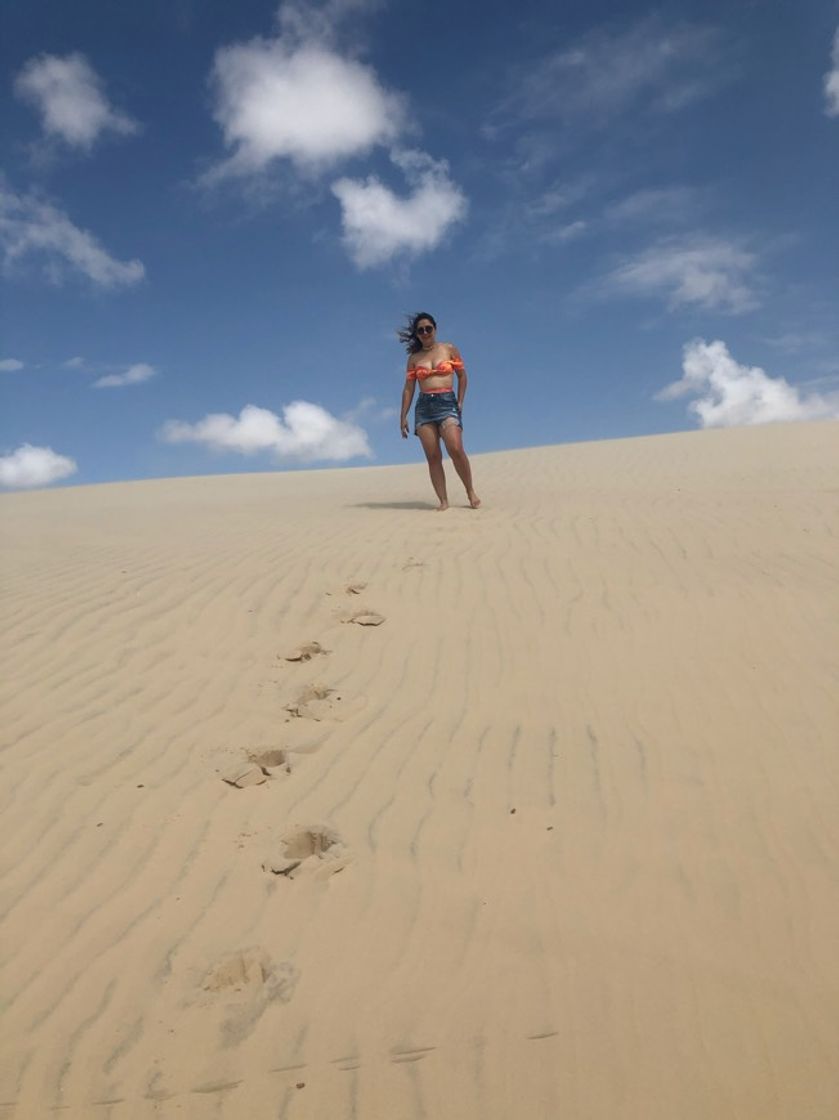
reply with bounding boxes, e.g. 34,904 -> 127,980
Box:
350,501 -> 436,511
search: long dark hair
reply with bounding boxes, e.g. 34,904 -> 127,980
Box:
397,311 -> 437,354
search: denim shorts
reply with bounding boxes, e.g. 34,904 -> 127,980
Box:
414,391 -> 462,435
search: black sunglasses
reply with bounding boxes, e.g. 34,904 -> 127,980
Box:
416,325 -> 435,335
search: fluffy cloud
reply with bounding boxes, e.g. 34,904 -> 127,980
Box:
0,180 -> 144,288
160,401 -> 372,462
0,358 -> 24,371
0,444 -> 78,489
93,363 -> 155,388
656,339 -> 839,427
14,53 -> 138,150
207,31 -> 403,177
600,236 -> 758,313
332,149 -> 467,268
825,28 -> 839,116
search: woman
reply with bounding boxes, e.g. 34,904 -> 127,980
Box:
399,312 -> 481,510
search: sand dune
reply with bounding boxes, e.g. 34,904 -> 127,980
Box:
1,422 -> 837,1119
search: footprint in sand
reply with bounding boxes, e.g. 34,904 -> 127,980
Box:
402,557 -> 424,570
202,947 -> 289,994
341,608 -> 385,627
222,749 -> 292,788
325,581 -> 367,597
262,824 -> 350,880
284,684 -> 365,722
201,947 -> 299,1045
282,640 -> 329,663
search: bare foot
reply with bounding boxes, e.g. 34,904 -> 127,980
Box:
435,501 -> 449,512
467,491 -> 481,509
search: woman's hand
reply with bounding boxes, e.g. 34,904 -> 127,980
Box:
401,418 -> 409,439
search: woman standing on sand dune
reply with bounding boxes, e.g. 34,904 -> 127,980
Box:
399,311 -> 481,511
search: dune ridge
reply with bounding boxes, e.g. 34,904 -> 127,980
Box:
1,423 -> 838,1118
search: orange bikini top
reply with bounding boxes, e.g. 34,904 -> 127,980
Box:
407,358 -> 465,382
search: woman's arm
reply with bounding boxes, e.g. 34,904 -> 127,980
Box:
450,344 -> 467,411
400,376 -> 416,438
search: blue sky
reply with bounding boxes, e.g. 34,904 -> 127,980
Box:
2,0 -> 838,488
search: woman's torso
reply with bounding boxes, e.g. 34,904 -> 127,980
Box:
408,343 -> 458,394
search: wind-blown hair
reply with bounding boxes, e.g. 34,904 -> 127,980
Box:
397,311 -> 437,355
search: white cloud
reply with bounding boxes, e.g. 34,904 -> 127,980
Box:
605,186 -> 700,225
207,28 -> 403,178
0,180 -> 145,288
600,236 -> 758,313
825,28 -> 839,116
473,175 -> 594,261
14,53 -> 138,150
656,339 -> 839,427
490,16 -> 726,132
527,188 -> 575,217
763,331 -> 831,355
64,356 -> 85,368
0,444 -> 78,489
0,358 -> 24,372
93,363 -> 156,388
332,148 -> 467,268
276,0 -> 385,45
545,219 -> 587,245
160,401 -> 372,462
343,395 -> 398,423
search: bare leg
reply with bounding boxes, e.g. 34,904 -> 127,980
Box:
417,424 -> 449,510
441,422 -> 481,508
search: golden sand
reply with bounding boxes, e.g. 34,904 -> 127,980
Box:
1,422 -> 837,1118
